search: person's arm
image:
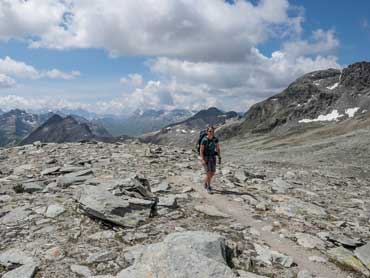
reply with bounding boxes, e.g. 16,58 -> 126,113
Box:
200,144 -> 206,165
216,143 -> 221,163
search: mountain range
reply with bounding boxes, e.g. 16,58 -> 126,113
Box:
1,61 -> 370,147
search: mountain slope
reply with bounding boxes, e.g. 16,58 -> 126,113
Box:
0,109 -> 53,147
219,62 -> 370,139
140,107 -> 239,146
98,109 -> 194,137
21,115 -> 98,145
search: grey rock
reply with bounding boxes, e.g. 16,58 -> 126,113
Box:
22,182 -> 43,193
0,207 -> 32,225
254,244 -> 294,268
2,263 -> 38,278
57,176 -> 89,188
328,233 -> 362,247
41,166 -> 60,176
271,178 -> 291,193
327,246 -> 370,277
70,264 -> 92,277
45,204 -> 65,218
64,169 -> 94,178
355,242 -> 370,270
86,251 -> 116,264
88,231 -> 116,240
151,181 -> 170,193
0,248 -> 36,267
194,205 -> 230,218
274,198 -> 327,218
116,231 -> 236,278
295,233 -> 326,250
78,185 -> 155,227
158,196 -> 178,208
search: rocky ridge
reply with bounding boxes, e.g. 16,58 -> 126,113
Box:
140,107 -> 239,147
0,133 -> 370,277
218,62 -> 370,139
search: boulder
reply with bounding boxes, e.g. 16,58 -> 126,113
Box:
117,231 -> 235,278
78,185 -> 155,227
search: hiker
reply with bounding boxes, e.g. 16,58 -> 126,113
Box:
199,126 -> 221,193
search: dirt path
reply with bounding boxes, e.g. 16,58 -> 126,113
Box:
169,174 -> 350,278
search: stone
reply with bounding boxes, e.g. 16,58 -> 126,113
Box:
274,198 -> 327,218
151,181 -> 170,193
328,233 -> 362,247
70,264 -> 92,277
57,176 -> 89,188
327,246 -> 370,277
0,248 -> 36,267
254,244 -> 294,268
86,251 -> 116,264
158,196 -> 178,208
271,178 -> 291,193
0,207 -> 32,225
116,231 -> 236,278
295,233 -> 326,250
78,185 -> 155,227
64,169 -> 94,178
2,263 -> 38,278
41,166 -> 60,176
45,204 -> 65,218
45,246 -> 64,261
88,231 -> 116,240
22,182 -> 43,193
194,205 -> 230,218
355,242 -> 370,270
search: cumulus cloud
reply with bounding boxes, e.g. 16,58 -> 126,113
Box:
0,0 -> 301,62
120,74 -> 144,87
0,1 -> 343,114
0,74 -> 16,88
0,56 -> 39,79
0,56 -> 80,81
0,94 -> 92,111
44,69 -> 81,80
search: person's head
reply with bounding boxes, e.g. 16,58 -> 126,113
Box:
206,126 -> 215,139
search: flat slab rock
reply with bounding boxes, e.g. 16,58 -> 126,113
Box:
117,231 -> 236,278
78,185 -> 155,227
355,242 -> 370,270
328,246 -> 370,277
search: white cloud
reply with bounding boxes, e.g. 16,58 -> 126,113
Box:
120,73 -> 143,87
0,94 -> 92,111
0,0 -> 301,62
44,69 -> 81,80
0,56 -> 80,81
0,56 -> 39,79
0,74 -> 16,88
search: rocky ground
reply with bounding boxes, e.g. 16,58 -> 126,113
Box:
0,123 -> 370,277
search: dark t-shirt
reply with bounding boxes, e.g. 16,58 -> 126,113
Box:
201,136 -> 219,157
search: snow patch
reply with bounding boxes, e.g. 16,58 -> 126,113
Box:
190,130 -> 196,134
362,110 -> 368,114
181,129 -> 187,134
299,110 -> 344,123
345,107 -> 360,118
327,82 -> 339,90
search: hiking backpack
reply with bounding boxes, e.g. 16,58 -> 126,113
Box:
196,130 -> 207,154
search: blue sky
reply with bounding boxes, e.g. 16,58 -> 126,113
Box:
0,0 -> 369,115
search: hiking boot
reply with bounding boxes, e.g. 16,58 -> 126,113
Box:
206,185 -> 212,194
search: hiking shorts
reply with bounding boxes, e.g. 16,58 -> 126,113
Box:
203,156 -> 216,173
